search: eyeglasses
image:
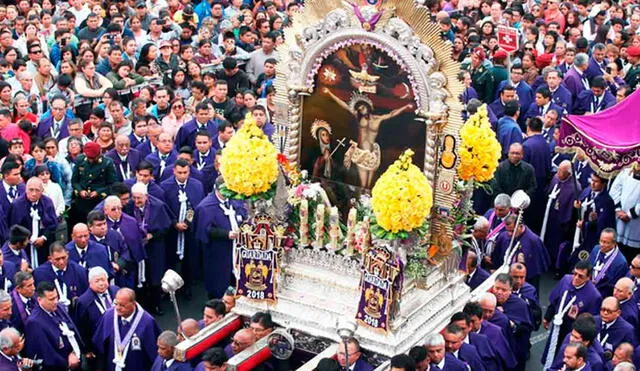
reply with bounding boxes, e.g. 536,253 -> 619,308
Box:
109,206 -> 122,211
173,104 -> 184,109
600,307 -> 618,314
30,49 -> 42,54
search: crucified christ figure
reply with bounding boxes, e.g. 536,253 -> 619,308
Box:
322,87 -> 413,188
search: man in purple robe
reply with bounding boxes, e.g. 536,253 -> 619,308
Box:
88,210 -> 131,288
124,161 -> 166,202
174,102 -> 219,150
543,161 -> 580,265
103,196 -> 146,290
613,278 -> 640,334
589,229 -> 628,298
464,251 -> 489,290
489,85 -> 516,121
542,261 -> 602,366
24,281 -> 83,371
0,249 -> 17,293
548,314 -> 605,371
450,312 -> 499,370
556,342 -> 593,371
563,54 -> 590,103
1,225 -> 30,273
65,223 -> 113,278
491,216 -> 550,290
36,96 -> 71,140
160,158 -> 205,300
92,288 -> 161,371
572,76 -> 616,115
577,174 -> 616,259
511,263 -> 542,330
463,301 -> 517,370
0,162 -> 25,215
443,323 -> 485,371
523,117 -> 553,233
158,147 -> 205,184
0,327 -> 38,370
74,267 -> 118,367
106,135 -> 142,182
145,133 -> 178,180
8,177 -> 58,268
194,177 -> 247,299
193,131 -> 217,194
125,183 -> 173,315
151,330 -> 192,371
478,292 -> 516,354
9,272 -> 35,332
543,68 -> 573,115
523,87 -> 564,124
493,273 -> 534,371
424,333 -> 468,371
574,154 -> 594,190
135,122 -> 162,159
594,297 -> 635,357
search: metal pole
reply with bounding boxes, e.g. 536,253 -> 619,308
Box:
169,291 -> 189,340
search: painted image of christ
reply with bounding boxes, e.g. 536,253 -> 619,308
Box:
322,88 -> 413,188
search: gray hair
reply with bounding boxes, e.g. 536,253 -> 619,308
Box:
614,362 -> 636,371
158,330 -> 179,347
474,216 -> 490,231
104,196 -> 122,209
592,43 -> 606,52
88,266 -> 108,281
424,333 -> 445,347
542,66 -> 559,79
559,160 -> 573,174
494,193 -> 511,208
0,328 -> 20,349
0,290 -> 11,305
574,53 -> 589,67
479,292 -> 497,307
14,271 -> 33,289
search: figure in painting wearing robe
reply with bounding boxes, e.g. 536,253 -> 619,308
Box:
322,87 -> 413,189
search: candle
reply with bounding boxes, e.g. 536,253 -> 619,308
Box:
346,207 -> 357,255
299,199 -> 309,246
315,203 -> 325,249
329,206 -> 339,251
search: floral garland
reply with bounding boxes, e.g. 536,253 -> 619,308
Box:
370,149 -> 432,240
457,104 -> 501,182
219,112 -> 279,200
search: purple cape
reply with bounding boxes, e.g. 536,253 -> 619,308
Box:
588,246 -> 628,298
33,261 -> 89,304
492,226 -> 550,279
74,286 -> 118,352
479,321 -> 517,369
65,240 -> 114,278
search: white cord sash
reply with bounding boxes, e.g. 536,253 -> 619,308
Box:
541,183 -> 560,242
176,190 -> 187,260
112,303 -> 145,370
220,201 -> 240,279
29,208 -> 40,268
544,290 -> 577,369
59,321 -> 81,358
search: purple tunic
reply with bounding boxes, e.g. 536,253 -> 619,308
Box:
455,343 -> 486,371
1,242 -> 27,272
174,119 -> 218,150
33,261 -> 89,305
499,294 -> 534,363
549,333 -> 604,371
91,231 -> 132,288
9,289 -> 35,332
594,315 -> 634,354
544,175 -> 580,263
65,240 -> 114,278
8,194 -> 58,266
150,356 -> 193,370
194,194 -> 247,298
123,178 -> 167,202
24,304 -> 84,371
145,150 -> 178,179
92,306 -> 161,371
468,332 -> 499,370
105,148 -> 142,182
492,226 -> 550,279
479,321 -> 517,369
74,286 -> 118,352
589,246 -> 628,298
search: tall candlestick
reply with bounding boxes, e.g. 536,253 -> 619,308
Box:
314,204 -> 325,249
346,207 -> 357,255
299,199 -> 309,246
329,206 -> 339,251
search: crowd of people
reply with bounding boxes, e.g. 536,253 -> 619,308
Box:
0,0 -> 637,369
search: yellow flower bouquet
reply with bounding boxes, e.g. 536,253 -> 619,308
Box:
370,149 -> 432,240
457,104 -> 501,182
219,112 -> 279,200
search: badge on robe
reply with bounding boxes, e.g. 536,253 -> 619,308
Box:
186,209 -> 195,223
578,250 -> 590,261
131,334 -> 141,351
568,304 -> 579,319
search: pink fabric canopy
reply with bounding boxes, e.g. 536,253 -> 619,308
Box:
558,89 -> 640,177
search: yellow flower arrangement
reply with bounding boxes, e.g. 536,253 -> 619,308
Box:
219,112 -> 279,198
457,104 -> 501,182
371,149 -> 432,236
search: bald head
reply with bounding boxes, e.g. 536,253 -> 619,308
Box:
180,318 -> 200,338
508,143 -> 523,165
231,328 -> 256,354
478,292 -> 497,320
614,343 -> 634,365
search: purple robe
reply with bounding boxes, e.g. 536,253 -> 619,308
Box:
160,176 -> 205,271
145,150 -> 178,180
36,115 -> 71,140
619,298 -> 640,341
10,289 -> 35,332
150,356 -> 193,371
589,246 -> 628,298
128,133 -> 146,150
544,175 -> 580,262
585,56 -> 608,80
123,179 -> 166,202
492,226 -> 550,280
24,304 -> 84,371
523,133 -> 553,232
1,242 -> 28,272
515,282 -> 542,330
194,194 -> 247,298
107,214 -> 147,264
174,119 -> 218,150
468,332 -> 499,370
549,84 -> 573,114
8,194 -> 58,265
135,140 -> 156,159
0,182 -> 25,213
105,148 -> 142,182
74,286 -> 118,352
479,321 -> 517,370
542,275 -> 602,363
0,261 -> 16,292
455,343 -> 485,371
159,164 -> 204,184
0,353 -> 19,370
465,266 -> 490,291
65,240 -> 114,278
549,333 -> 604,371
575,161 -> 594,190
91,231 -> 132,288
594,315 -> 634,354
563,67 -> 588,102
92,306 -> 161,371
125,196 -> 174,284
580,188 -> 616,254
499,294 -> 534,364
33,261 -> 89,305
193,150 -> 216,194
573,90 -> 616,115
